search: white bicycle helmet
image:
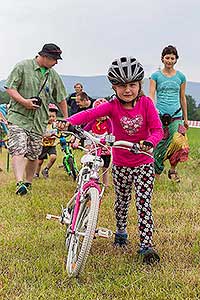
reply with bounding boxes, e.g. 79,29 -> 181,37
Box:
107,56 -> 144,85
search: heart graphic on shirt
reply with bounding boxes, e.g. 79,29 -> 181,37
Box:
120,115 -> 143,135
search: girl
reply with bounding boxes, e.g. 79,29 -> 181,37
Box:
64,57 -> 163,264
149,45 -> 189,182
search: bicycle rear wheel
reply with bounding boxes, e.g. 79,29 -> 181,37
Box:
66,187 -> 99,277
68,156 -> 77,181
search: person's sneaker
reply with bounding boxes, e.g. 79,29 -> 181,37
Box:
138,247 -> 160,265
33,173 -> 39,179
16,181 -> 28,196
113,232 -> 128,248
42,168 -> 49,179
24,182 -> 32,191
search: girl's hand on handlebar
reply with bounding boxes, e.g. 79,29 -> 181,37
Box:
139,140 -> 154,151
56,120 -> 70,130
183,120 -> 189,130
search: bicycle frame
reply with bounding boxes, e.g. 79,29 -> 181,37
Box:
58,133 -> 79,179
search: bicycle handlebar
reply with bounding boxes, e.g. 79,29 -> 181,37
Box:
63,125 -> 153,157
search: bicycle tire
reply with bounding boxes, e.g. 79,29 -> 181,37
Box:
68,156 -> 77,181
66,187 -> 99,277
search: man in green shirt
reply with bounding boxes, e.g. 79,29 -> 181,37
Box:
5,43 -> 68,195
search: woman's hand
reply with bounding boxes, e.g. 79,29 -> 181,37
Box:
183,120 -> 189,130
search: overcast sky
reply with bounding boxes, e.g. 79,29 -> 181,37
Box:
1,0 -> 200,82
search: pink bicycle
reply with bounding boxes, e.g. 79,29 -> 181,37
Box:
46,127 -> 153,277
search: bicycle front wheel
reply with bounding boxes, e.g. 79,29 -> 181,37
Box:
66,187 -> 100,277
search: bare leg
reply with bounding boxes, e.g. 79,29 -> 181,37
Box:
45,154 -> 57,170
168,163 -> 180,182
169,163 -> 177,173
0,156 -> 3,171
25,159 -> 38,183
12,155 -> 27,183
35,159 -> 43,175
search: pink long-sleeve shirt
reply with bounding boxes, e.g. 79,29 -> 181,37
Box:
67,96 -> 163,167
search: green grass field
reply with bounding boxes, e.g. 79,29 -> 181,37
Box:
0,128 -> 200,300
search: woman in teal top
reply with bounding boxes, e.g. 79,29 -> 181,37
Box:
149,45 -> 189,182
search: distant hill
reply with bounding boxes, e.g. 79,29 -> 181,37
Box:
1,75 -> 200,105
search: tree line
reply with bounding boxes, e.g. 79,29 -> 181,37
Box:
0,90 -> 200,121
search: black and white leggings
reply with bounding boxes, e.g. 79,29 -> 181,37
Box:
112,163 -> 155,249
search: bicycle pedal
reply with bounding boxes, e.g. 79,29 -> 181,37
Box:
46,213 -> 70,225
95,227 -> 113,238
46,214 -> 61,221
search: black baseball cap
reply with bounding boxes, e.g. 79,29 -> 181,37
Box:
38,43 -> 62,60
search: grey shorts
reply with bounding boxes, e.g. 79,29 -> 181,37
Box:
7,124 -> 43,160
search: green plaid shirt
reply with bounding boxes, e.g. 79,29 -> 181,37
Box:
6,58 -> 67,135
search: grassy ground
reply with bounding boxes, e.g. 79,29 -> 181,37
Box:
0,128 -> 200,300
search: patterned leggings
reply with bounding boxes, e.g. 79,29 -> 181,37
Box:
112,163 -> 155,248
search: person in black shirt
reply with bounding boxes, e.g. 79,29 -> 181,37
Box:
67,82 -> 83,115
71,91 -> 95,147
76,91 -> 95,112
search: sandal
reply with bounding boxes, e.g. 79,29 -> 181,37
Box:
168,169 -> 180,183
